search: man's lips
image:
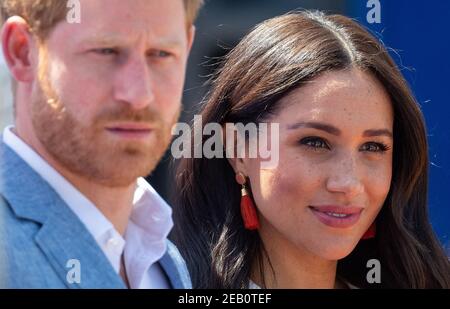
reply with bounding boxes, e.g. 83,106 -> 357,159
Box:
105,123 -> 154,138
309,205 -> 363,228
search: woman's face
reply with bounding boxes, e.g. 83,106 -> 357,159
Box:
244,69 -> 393,260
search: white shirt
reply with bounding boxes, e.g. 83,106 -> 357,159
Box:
3,126 -> 173,288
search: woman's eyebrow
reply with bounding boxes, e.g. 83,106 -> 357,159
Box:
363,129 -> 393,139
287,121 -> 393,139
287,121 -> 341,135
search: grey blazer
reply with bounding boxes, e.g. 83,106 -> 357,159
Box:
0,139 -> 191,288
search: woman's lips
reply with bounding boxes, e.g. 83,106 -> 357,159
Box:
309,205 -> 363,228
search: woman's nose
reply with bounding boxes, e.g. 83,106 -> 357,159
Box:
325,154 -> 364,198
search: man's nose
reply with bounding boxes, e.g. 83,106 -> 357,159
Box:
326,153 -> 364,198
113,57 -> 155,110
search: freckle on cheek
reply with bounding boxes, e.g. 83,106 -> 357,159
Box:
265,171 -> 299,202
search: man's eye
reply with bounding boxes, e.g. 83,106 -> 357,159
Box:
300,137 -> 330,150
148,50 -> 172,58
94,48 -> 118,56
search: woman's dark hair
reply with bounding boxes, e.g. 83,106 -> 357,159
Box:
172,11 -> 450,288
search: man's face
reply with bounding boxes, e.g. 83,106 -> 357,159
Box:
31,0 -> 192,187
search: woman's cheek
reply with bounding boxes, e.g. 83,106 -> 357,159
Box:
253,159 -> 312,212
366,162 -> 392,205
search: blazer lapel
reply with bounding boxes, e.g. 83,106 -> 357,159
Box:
0,141 -> 125,289
35,206 -> 126,289
159,241 -> 192,289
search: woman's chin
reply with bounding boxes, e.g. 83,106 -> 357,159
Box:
305,237 -> 360,261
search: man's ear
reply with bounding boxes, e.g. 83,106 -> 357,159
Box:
186,25 -> 196,54
1,16 -> 38,84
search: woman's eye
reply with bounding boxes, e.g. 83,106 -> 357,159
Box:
300,137 -> 330,150
361,142 -> 390,153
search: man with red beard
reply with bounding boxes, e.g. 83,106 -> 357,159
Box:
0,0 -> 202,288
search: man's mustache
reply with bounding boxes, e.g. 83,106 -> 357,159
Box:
94,106 -> 163,124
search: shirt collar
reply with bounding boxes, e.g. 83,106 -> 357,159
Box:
124,177 -> 173,287
3,126 -> 173,276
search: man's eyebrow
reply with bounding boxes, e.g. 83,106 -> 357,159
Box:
287,121 -> 393,139
79,35 -> 124,46
79,35 -> 184,49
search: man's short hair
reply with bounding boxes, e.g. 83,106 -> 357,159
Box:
0,0 -> 204,40
1,0 -> 203,113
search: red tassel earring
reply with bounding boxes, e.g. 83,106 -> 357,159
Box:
361,222 -> 376,240
236,173 -> 260,230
